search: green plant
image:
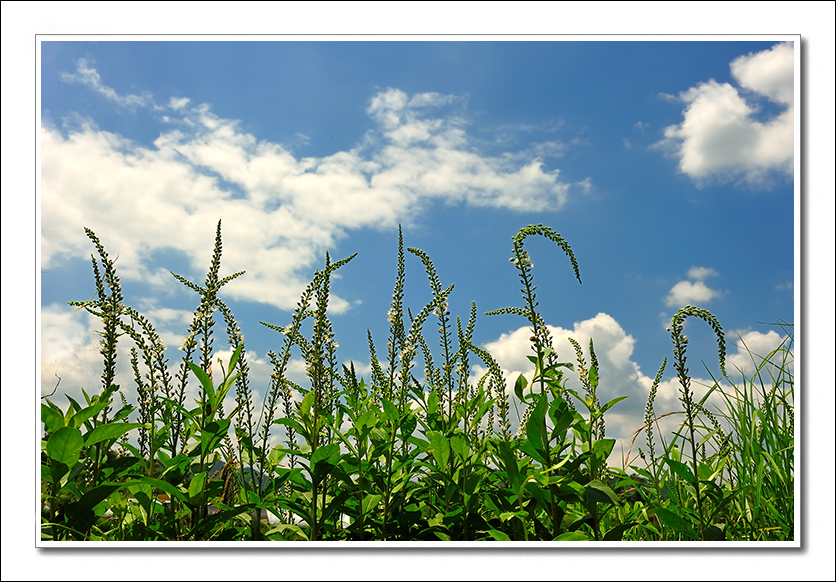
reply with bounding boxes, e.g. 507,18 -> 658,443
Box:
41,220 -> 794,543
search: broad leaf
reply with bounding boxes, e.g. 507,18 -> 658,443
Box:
46,426 -> 84,468
426,430 -> 450,467
40,403 -> 64,434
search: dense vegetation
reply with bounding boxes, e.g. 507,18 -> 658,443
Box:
41,221 -> 794,542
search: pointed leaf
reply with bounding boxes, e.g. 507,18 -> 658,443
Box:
186,360 -> 215,404
599,395 -> 628,416
85,422 -> 145,448
588,364 -> 599,389
188,471 -> 207,500
46,426 -> 84,468
67,400 -> 111,429
495,440 -> 522,492
514,373 -> 528,402
665,457 -> 696,486
525,392 -> 548,455
603,522 -> 637,541
654,507 -> 698,540
586,480 -> 621,505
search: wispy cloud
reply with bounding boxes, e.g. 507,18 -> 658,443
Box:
60,58 -> 160,110
654,42 -> 794,188
42,65 -> 574,315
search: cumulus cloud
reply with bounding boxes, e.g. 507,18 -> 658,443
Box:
39,303 -> 318,427
726,327 -> 794,378
42,66 -> 573,315
472,313 -> 792,468
665,266 -> 723,307
474,313 -> 656,464
655,42 -> 794,187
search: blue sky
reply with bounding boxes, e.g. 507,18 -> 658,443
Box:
38,39 -> 799,467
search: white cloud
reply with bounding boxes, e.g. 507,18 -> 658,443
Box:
60,58 -> 159,110
665,266 -> 723,307
655,42 -> 794,187
686,266 -> 718,281
475,314 -> 654,460
730,43 -> 794,106
168,97 -> 191,110
472,313 -> 791,469
42,71 -> 573,315
665,280 -> 720,308
39,302 -> 311,428
726,328 -> 794,378
575,177 -> 592,194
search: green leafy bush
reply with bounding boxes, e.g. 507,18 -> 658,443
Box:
40,221 -> 794,542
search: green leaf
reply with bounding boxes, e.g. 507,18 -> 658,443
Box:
188,471 -> 207,500
273,416 -> 306,435
548,397 -> 576,435
603,522 -> 637,541
46,426 -> 84,468
514,373 -> 528,401
599,395 -> 628,416
66,400 -> 110,429
361,494 -> 382,514
85,422 -> 145,448
525,392 -> 548,455
311,443 -> 341,468
485,529 -> 511,541
426,430 -> 450,467
664,457 -> 696,486
268,446 -> 286,468
518,439 -> 546,465
427,390 -> 439,415
555,531 -> 591,541
126,476 -> 191,506
654,507 -> 698,540
187,361 -> 215,405
41,403 -> 64,434
588,364 -> 598,389
400,411 -> 417,438
450,434 -> 469,461
705,523 -> 726,541
64,484 -> 123,526
586,480 -> 621,505
495,440 -> 522,492
381,398 -> 399,424
227,343 -> 243,376
355,408 -> 378,432
321,490 -> 353,524
200,419 -> 231,457
213,369 -> 241,412
697,462 -> 715,482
